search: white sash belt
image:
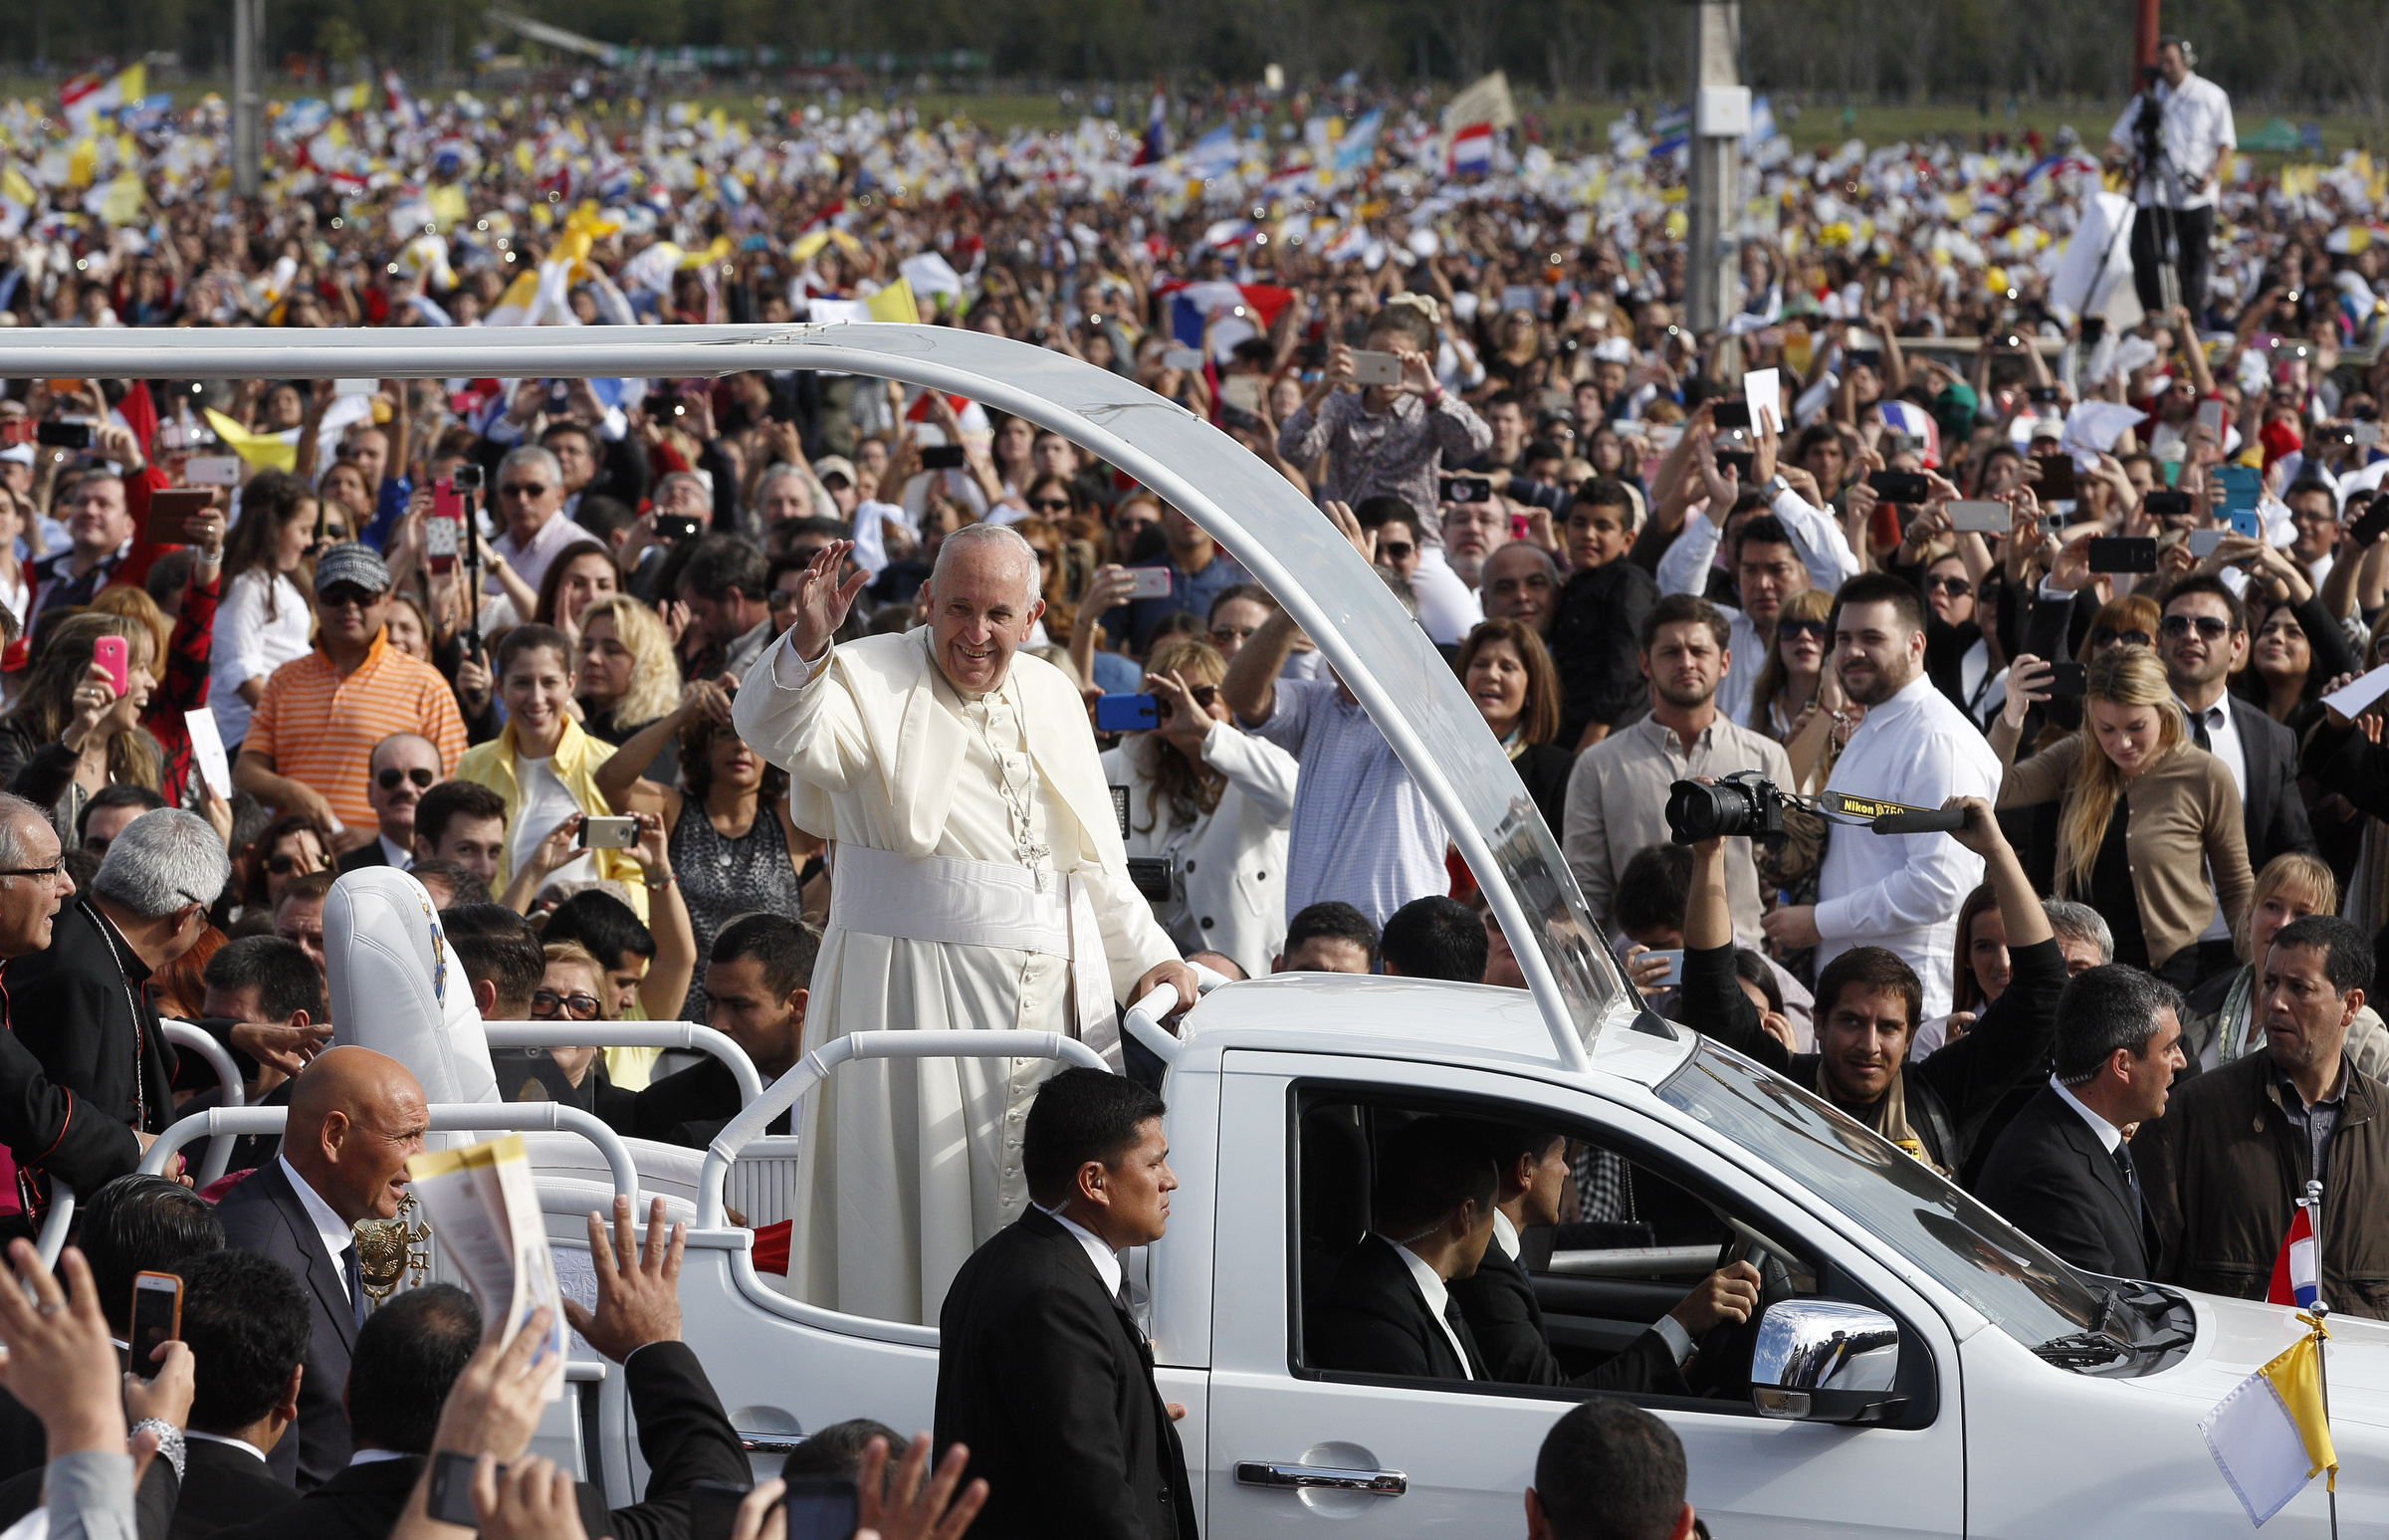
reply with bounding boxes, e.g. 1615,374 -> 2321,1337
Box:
827,844 -> 1118,1059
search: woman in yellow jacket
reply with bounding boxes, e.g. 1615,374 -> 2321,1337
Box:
454,623 -> 652,921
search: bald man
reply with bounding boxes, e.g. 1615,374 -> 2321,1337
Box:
214,1046 -> 429,1489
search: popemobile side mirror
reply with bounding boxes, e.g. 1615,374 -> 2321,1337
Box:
1749,1298 -> 1906,1424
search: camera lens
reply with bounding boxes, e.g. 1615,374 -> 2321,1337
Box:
1665,780 -> 1751,844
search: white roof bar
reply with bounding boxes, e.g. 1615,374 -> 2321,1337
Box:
2,323 -> 1635,1071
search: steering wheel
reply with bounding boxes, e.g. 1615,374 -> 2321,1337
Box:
1688,1237 -> 1798,1400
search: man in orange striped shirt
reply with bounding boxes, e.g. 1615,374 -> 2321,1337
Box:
234,545 -> 468,846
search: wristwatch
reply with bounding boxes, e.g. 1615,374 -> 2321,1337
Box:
1759,474 -> 1791,501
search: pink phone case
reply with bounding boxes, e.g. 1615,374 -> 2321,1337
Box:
93,637 -> 128,698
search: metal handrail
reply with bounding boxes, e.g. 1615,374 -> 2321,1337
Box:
481,1021 -> 763,1105
34,1182 -> 75,1270
160,1020 -> 247,1186
696,1031 -> 1109,1228
139,1103 -> 644,1206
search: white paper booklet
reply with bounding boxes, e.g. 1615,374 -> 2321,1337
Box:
405,1134 -> 566,1400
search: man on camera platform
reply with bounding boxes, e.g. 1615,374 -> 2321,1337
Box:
2105,35 -> 2236,322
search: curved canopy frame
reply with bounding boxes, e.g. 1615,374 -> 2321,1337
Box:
1,323 -> 1634,1069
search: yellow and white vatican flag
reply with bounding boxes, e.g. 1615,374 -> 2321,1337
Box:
2200,1317 -> 2336,1527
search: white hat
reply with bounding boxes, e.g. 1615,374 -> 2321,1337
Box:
0,446 -> 33,467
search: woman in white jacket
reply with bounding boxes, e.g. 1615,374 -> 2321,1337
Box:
1100,637 -> 1299,979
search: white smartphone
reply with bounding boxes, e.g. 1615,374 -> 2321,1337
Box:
1349,349 -> 1404,387
2354,422 -> 2383,448
1947,500 -> 2009,534
2197,399 -> 2227,434
1126,566 -> 1175,600
184,455 -> 243,486
1161,344 -> 1204,372
2187,528 -> 2227,556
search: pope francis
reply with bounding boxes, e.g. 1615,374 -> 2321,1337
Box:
733,523 -> 1195,1324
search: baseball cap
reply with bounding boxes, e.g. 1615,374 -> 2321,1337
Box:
0,446 -> 31,467
813,456 -> 858,487
313,542 -> 392,595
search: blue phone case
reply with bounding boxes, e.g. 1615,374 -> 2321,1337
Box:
2220,465 -> 2262,515
1095,693 -> 1159,733
2228,508 -> 2262,540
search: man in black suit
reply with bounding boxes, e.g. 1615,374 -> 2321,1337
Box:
335,735 -> 442,875
632,915 -> 814,1147
1308,1118 -> 1500,1380
171,1250 -> 311,1538
8,808 -> 227,1167
1449,1124 -> 1758,1393
218,1196 -> 751,1540
215,1046 -> 429,1489
2160,578 -> 2316,972
936,1068 -> 1191,1540
1976,966 -> 2186,1279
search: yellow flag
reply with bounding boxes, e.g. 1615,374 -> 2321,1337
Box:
202,409 -> 298,472
98,174 -> 143,225
865,278 -> 919,325
428,184 -> 469,230
2260,1330 -> 2338,1483
0,166 -> 33,206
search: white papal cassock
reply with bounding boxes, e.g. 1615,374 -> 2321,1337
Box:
732,624 -> 1180,1325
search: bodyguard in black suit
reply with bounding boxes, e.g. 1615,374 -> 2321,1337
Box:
171,1250 -> 313,1539
2158,580 -> 2320,886
936,1069 -> 1192,1540
1308,1119 -> 1505,1383
1974,965 -> 2187,1279
214,1047 -> 432,1489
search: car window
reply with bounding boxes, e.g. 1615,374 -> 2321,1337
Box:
1659,1039 -> 2104,1350
1290,1089 -> 1832,1408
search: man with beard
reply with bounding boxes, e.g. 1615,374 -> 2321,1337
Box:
1562,595 -> 1791,943
1764,573 -> 2000,1017
1438,495 -> 1510,594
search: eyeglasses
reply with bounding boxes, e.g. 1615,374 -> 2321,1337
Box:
1028,498 -> 1073,513
499,483 -> 551,499
2161,613 -> 2233,641
2090,627 -> 2152,649
265,853 -> 321,875
530,989 -> 602,1020
1924,575 -> 1973,597
1778,618 -> 1830,640
376,767 -> 437,791
1377,542 -> 1415,562
0,861 -> 66,882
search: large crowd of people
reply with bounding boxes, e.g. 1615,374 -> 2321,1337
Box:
0,32 -> 2382,1538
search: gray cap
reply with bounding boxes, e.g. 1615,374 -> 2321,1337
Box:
313,542 -> 392,595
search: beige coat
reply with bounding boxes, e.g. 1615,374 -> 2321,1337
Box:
1998,738 -> 2253,971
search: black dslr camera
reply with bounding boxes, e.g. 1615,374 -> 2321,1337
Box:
1665,772 -> 1789,845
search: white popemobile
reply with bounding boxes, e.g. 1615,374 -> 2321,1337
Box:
11,323 -> 2381,1536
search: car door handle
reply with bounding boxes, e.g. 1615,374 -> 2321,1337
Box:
1234,1461 -> 1408,1495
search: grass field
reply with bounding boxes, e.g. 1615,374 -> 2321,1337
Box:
1,75 -> 2375,163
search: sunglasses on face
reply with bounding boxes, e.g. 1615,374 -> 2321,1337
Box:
1028,498 -> 1073,513
499,483 -> 550,499
2162,613 -> 2233,640
1778,618 -> 1830,640
1925,575 -> 1973,597
1377,542 -> 1415,562
530,989 -> 601,1020
2090,627 -> 2152,649
265,852 -> 320,875
1160,684 -> 1219,712
319,584 -> 380,609
1209,624 -> 1257,644
376,767 -> 436,791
